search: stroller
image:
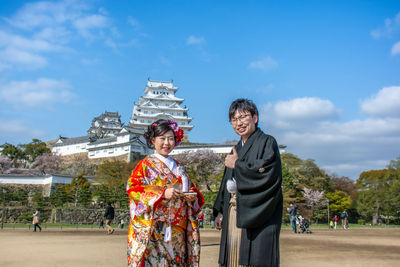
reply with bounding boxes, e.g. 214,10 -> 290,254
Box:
295,215 -> 312,234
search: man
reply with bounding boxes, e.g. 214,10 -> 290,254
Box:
341,210 -> 349,229
104,202 -> 115,234
287,202 -> 297,233
213,99 -> 283,267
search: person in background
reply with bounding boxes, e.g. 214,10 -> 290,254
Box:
104,202 -> 115,234
287,202 -> 297,234
341,210 -> 349,229
334,215 -> 338,229
32,209 -> 42,232
197,211 -> 204,229
120,218 -> 124,229
99,219 -> 105,229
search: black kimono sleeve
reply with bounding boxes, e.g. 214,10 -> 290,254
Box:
235,133 -> 282,228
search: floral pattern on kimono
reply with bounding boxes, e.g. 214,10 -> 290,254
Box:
127,155 -> 204,267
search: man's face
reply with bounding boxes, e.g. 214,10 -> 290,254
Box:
230,110 -> 258,141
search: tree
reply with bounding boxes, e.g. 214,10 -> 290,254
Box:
173,150 -> 224,191
49,185 -> 71,207
325,190 -> 352,214
0,155 -> 12,174
356,169 -> 390,223
20,139 -> 50,163
95,159 -> 137,207
388,156 -> 400,170
1,143 -> 25,167
332,176 -> 357,200
302,187 -> 325,223
30,153 -> 62,174
70,175 -> 92,207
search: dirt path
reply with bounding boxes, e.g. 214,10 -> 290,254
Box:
1,228 -> 399,266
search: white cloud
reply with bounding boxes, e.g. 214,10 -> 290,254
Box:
391,41 -> 400,55
0,78 -> 75,108
274,97 -> 339,121
73,14 -> 109,39
248,56 -> 278,71
0,47 -> 47,70
128,16 -> 140,29
187,35 -> 206,45
5,0 -> 88,30
259,87 -> 400,179
0,118 -> 45,140
0,30 -> 64,52
0,0 -> 122,71
360,86 -> 400,118
370,12 -> 400,39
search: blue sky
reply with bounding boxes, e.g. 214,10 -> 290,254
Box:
1,0 -> 400,179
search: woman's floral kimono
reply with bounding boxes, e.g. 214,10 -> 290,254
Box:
127,155 -> 204,267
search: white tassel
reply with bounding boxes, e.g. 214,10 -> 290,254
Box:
164,225 -> 172,242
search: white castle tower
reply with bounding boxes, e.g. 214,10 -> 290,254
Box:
129,79 -> 194,135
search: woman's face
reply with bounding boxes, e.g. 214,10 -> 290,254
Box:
151,130 -> 175,157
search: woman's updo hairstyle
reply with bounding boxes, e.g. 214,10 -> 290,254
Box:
144,119 -> 175,148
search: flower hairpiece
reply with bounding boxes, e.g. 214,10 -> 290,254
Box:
167,120 -> 184,146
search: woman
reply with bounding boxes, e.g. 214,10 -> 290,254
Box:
32,209 -> 42,232
126,119 -> 204,266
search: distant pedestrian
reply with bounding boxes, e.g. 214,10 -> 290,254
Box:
197,211 -> 204,228
104,202 -> 115,234
287,202 -> 297,233
32,209 -> 42,232
341,210 -> 349,229
334,215 -> 338,229
99,219 -> 104,229
120,218 -> 124,229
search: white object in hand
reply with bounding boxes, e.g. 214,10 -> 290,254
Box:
164,225 -> 172,242
176,166 -> 189,192
226,178 -> 237,193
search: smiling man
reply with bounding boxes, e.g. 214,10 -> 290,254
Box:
213,98 -> 283,267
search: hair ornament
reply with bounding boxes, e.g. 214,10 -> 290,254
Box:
152,123 -> 157,127
167,120 -> 184,146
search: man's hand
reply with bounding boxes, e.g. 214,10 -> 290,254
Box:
215,213 -> 223,230
225,147 -> 238,169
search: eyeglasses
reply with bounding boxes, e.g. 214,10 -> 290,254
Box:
230,113 -> 251,125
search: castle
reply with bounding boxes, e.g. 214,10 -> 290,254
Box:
51,79 -> 232,161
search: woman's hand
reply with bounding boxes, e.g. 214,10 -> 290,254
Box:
164,188 -> 183,200
184,191 -> 197,202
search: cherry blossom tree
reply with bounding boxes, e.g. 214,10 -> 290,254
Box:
173,149 -> 224,191
302,187 -> 325,223
30,153 -> 63,174
0,155 -> 12,174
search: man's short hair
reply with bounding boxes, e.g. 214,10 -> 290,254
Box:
289,201 -> 294,205
229,98 -> 259,127
107,202 -> 111,206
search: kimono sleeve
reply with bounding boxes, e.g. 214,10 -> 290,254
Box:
235,135 -> 283,228
126,160 -> 165,220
